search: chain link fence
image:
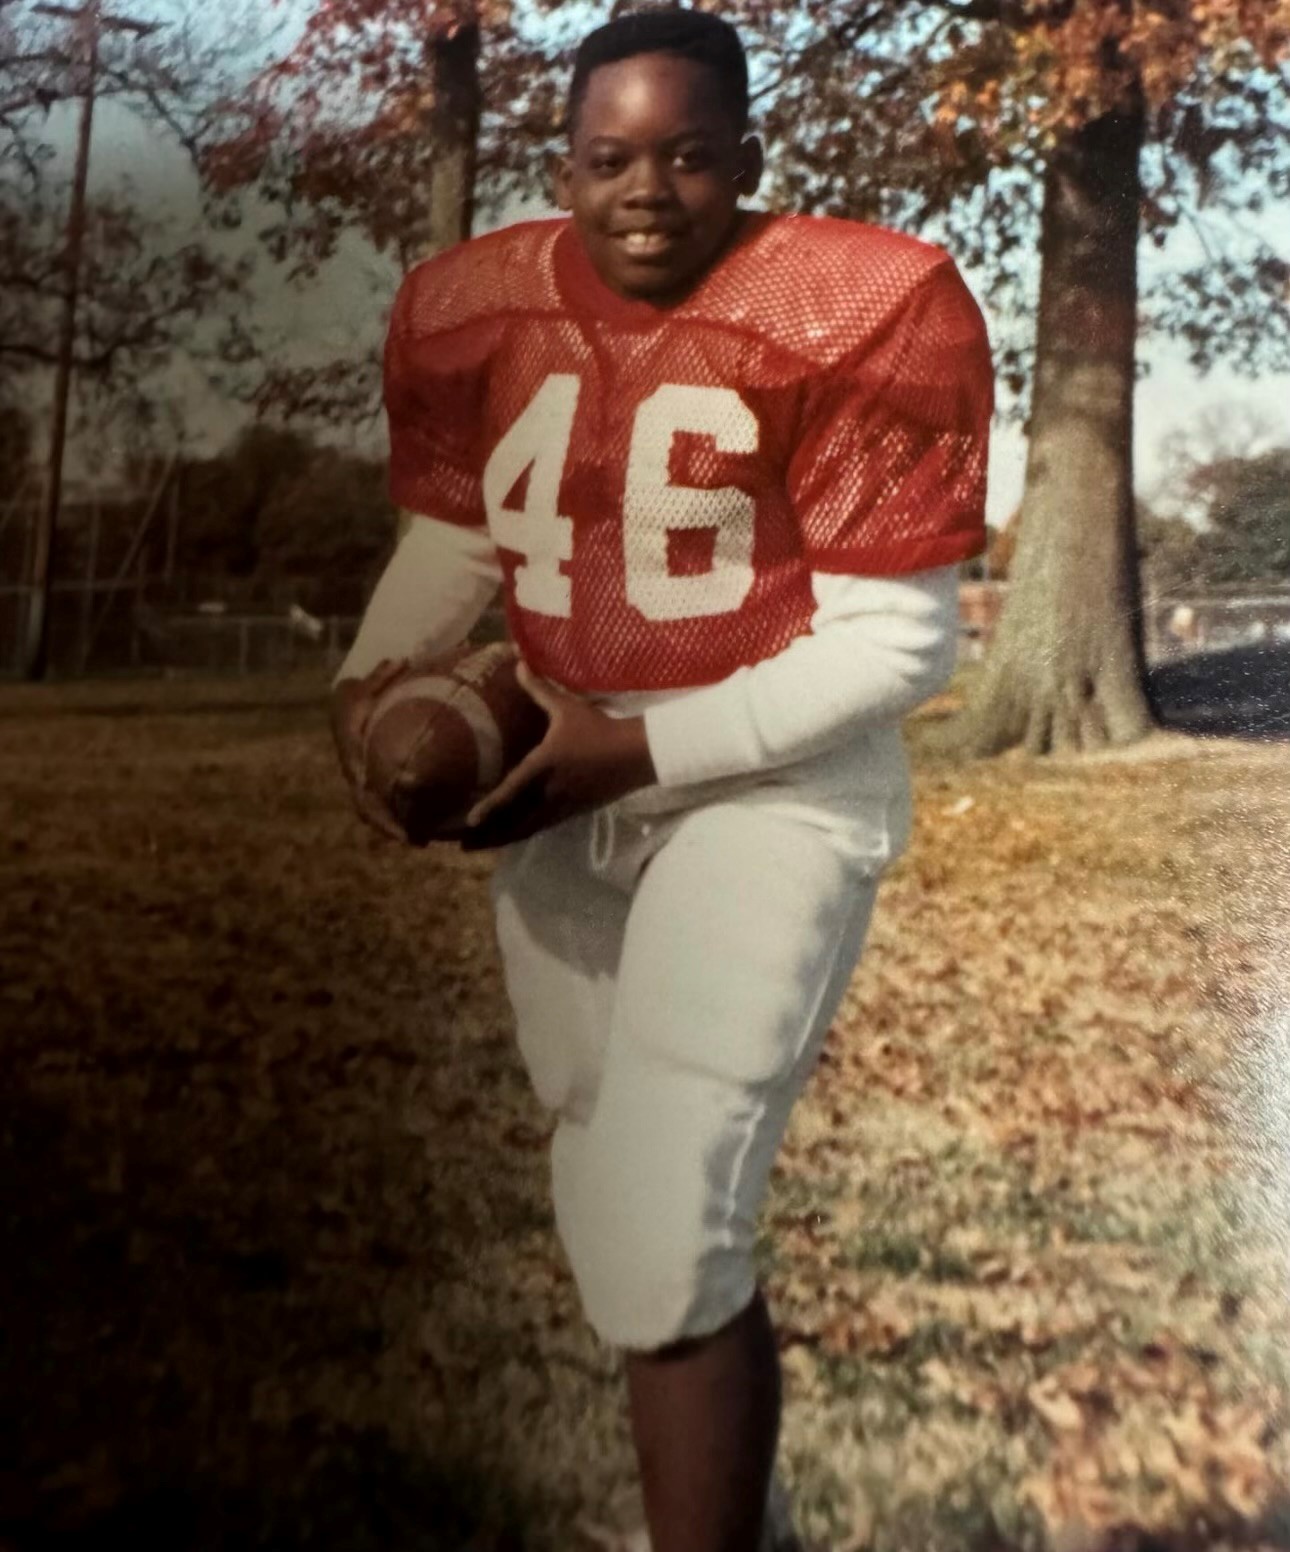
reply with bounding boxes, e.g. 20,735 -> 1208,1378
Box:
6,571 -> 1290,683
0,577 -> 507,680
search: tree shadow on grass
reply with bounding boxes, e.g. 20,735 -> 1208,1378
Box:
1148,641 -> 1290,741
0,1080 -> 531,1552
0,686 -> 591,1552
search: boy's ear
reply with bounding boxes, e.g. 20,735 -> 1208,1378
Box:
552,150 -> 574,212
735,135 -> 764,198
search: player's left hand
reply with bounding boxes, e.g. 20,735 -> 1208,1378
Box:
330,658 -> 412,844
461,662 -> 656,850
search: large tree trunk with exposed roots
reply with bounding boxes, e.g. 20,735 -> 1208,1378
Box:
959,99 -> 1154,756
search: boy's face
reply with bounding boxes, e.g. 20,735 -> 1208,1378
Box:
555,52 -> 763,304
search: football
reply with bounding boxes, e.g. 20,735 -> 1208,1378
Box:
362,643 -> 548,845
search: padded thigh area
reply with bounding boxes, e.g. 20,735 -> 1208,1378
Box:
614,803 -> 866,1088
544,805 -> 877,1348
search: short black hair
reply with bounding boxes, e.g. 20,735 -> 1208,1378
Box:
567,6 -> 750,136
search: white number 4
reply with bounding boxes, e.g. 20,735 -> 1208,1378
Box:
482,373 -> 579,616
482,374 -> 758,622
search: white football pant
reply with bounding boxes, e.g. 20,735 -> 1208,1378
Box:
491,798 -> 878,1351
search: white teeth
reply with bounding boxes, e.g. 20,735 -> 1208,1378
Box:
623,231 -> 670,255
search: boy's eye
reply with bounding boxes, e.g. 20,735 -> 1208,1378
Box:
674,147 -> 713,172
583,149 -> 627,176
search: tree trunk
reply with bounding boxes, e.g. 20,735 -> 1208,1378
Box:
401,12 -> 481,270
425,17 -> 481,259
958,97 -> 1154,755
397,15 -> 482,545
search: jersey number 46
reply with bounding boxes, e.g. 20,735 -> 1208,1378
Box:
483,373 -> 759,623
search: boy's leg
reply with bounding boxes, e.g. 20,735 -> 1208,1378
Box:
626,1288 -> 781,1552
550,803 -> 878,1552
490,818 -> 629,1125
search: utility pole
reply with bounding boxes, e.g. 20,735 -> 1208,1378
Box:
23,0 -> 160,681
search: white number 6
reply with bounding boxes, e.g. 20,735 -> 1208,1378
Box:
625,384 -> 758,621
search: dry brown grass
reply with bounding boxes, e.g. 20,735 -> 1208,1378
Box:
3,673 -> 1290,1551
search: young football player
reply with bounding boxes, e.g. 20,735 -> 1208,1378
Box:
333,8 -> 992,1549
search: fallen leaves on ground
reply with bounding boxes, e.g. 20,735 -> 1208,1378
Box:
2,676 -> 1290,1550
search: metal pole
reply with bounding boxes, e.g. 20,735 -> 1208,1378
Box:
164,460 -> 180,584
24,6 -> 99,681
79,487 -> 101,672
134,491 -> 147,658
16,473 -> 39,674
82,448 -> 177,664
24,0 -> 161,681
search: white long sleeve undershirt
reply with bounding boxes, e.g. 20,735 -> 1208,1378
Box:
337,515 -> 959,787
335,518 -> 502,684
640,566 -> 958,787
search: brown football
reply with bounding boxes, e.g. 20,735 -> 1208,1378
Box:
362,643 -> 548,845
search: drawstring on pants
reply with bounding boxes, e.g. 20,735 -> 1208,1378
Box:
590,804 -> 617,874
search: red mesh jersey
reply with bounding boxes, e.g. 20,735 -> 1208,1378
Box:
385,213 -> 992,694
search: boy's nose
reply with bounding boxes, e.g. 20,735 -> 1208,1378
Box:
623,156 -> 676,206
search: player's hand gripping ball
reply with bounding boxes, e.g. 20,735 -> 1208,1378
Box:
360,643 -> 549,846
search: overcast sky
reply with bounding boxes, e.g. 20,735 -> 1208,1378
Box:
37,4 -> 1290,526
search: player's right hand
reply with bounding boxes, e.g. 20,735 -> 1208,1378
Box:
329,658 -> 409,843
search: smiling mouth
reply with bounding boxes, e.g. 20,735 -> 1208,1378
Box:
617,230 -> 682,260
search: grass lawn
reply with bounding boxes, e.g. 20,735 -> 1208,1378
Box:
2,671 -> 1289,1551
